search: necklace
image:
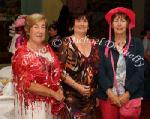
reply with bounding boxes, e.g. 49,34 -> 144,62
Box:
39,46 -> 47,54
27,42 -> 47,54
115,40 -> 126,54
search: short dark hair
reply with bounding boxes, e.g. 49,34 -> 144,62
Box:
70,12 -> 90,28
48,22 -> 58,31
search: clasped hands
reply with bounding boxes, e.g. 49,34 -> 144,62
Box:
107,89 -> 130,107
76,84 -> 91,97
54,88 -> 65,102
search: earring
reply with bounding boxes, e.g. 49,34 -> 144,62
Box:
69,27 -> 74,31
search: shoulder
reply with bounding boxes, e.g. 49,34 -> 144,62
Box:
131,37 -> 143,48
12,45 -> 34,67
97,37 -> 109,51
88,38 -> 99,50
61,36 -> 72,47
62,36 -> 71,42
132,37 -> 142,43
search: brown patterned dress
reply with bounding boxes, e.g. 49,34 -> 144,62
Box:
58,36 -> 100,118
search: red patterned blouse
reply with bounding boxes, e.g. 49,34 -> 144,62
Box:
12,42 -> 64,115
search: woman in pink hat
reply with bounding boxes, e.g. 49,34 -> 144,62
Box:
97,7 -> 144,119
9,15 -> 27,54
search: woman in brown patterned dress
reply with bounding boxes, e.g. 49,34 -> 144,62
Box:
58,13 -> 100,119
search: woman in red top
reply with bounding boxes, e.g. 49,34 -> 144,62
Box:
12,13 -> 65,119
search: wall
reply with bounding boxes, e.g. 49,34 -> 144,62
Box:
42,0 -> 63,24
21,0 -> 63,24
21,0 -> 42,14
145,0 -> 150,27
132,0 -> 145,37
21,0 -> 145,36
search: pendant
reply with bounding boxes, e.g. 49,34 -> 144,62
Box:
39,47 -> 47,54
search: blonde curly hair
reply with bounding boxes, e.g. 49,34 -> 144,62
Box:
24,13 -> 47,38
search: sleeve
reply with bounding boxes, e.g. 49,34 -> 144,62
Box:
58,38 -> 68,64
12,50 -> 35,91
58,38 -> 70,77
98,43 -> 113,93
125,39 -> 144,96
48,45 -> 62,83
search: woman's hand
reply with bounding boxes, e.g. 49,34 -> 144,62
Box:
53,88 -> 65,102
107,89 -> 121,107
62,74 -> 91,96
28,82 -> 65,102
75,83 -> 91,96
119,91 -> 130,106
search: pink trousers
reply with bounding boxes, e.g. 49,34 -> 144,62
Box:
99,99 -> 140,119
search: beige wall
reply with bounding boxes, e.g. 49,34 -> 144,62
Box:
21,0 -> 63,24
42,0 -> 63,24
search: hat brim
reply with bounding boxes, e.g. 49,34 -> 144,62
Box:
105,7 -> 135,29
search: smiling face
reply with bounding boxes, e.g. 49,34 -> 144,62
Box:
73,15 -> 89,36
25,14 -> 47,44
112,13 -> 130,36
29,20 -> 46,44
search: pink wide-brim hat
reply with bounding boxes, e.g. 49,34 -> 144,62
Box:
105,7 -> 135,29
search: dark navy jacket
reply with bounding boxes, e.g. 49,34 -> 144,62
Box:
97,37 -> 144,100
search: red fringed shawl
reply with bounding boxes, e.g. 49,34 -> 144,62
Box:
12,43 -> 64,115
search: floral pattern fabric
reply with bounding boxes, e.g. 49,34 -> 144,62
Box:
58,36 -> 100,114
112,54 -> 126,95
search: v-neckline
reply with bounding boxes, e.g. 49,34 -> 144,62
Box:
70,36 -> 92,58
